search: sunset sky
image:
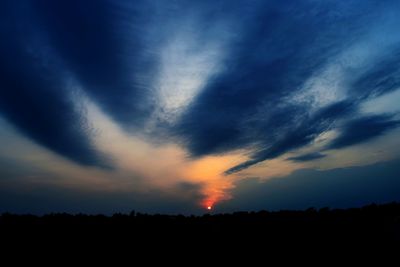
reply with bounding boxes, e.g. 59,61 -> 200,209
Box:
1,0 -> 400,214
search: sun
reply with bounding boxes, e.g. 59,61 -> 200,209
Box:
207,206 -> 212,210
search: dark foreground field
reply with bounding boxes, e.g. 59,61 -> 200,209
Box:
1,203 -> 400,249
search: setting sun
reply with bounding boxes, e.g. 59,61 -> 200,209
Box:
207,206 -> 212,210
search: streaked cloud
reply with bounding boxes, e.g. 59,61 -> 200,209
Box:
287,152 -> 327,163
328,115 -> 400,150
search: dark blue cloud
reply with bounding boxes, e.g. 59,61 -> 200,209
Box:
225,101 -> 355,174
175,1 -> 361,156
0,1 -> 108,167
32,0 -> 156,127
287,152 -> 327,163
328,115 -> 400,149
173,0 -> 400,173
220,158 -> 400,212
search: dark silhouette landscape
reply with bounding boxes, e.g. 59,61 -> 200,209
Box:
2,202 -> 399,247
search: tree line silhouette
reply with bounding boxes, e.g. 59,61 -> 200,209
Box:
1,202 -> 399,247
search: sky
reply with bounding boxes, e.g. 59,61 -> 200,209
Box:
1,0 -> 400,215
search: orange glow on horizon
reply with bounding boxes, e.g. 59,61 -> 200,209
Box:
184,154 -> 246,209
85,99 -> 247,208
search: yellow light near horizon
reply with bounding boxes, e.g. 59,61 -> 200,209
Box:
184,154 -> 245,207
